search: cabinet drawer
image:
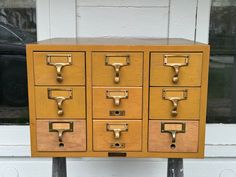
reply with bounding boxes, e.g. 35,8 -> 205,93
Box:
34,52 -> 85,85
35,86 -> 86,119
93,87 -> 142,119
149,87 -> 200,119
36,120 -> 86,151
93,120 -> 142,152
92,52 -> 143,86
149,120 -> 199,152
150,53 -> 202,86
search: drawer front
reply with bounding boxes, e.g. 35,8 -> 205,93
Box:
36,120 -> 86,151
149,120 -> 199,152
149,87 -> 200,119
150,53 -> 202,86
35,86 -> 86,118
92,52 -> 143,86
34,52 -> 85,85
93,120 -> 142,152
93,87 -> 142,119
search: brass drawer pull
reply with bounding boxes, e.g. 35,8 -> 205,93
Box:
49,121 -> 73,143
106,123 -> 128,139
162,89 -> 188,117
47,54 -> 72,82
48,88 -> 73,116
105,55 -> 130,83
106,90 -> 128,106
163,55 -> 189,83
161,122 -> 186,149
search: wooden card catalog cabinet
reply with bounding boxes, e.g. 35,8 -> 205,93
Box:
27,38 -> 209,158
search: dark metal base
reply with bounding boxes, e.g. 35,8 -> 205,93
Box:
167,158 -> 184,177
52,157 -> 67,177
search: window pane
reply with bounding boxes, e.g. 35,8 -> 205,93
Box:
207,0 -> 236,123
0,0 -> 36,124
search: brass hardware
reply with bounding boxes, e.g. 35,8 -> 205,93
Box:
106,90 -> 128,106
46,54 -> 72,82
109,110 -> 125,116
108,152 -> 127,157
105,55 -> 130,83
106,123 -> 128,139
111,142 -> 125,148
49,121 -> 73,142
161,122 -> 186,149
162,89 -> 188,117
48,88 -> 73,116
163,55 -> 189,83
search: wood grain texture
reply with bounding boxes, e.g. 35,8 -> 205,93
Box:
149,120 -> 199,152
37,120 -> 86,151
35,86 -> 86,119
26,38 -> 209,158
150,52 -> 203,86
93,87 -> 142,119
149,87 -> 201,119
92,52 -> 143,86
34,52 -> 85,85
93,120 -> 142,152
33,38 -> 205,45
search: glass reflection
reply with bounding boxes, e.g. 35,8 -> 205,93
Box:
0,1 -> 36,124
207,0 -> 236,123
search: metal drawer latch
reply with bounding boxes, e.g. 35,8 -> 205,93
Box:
161,122 -> 186,149
49,121 -> 73,146
47,54 -> 72,82
48,88 -> 73,116
162,89 -> 188,117
105,55 -> 130,83
163,55 -> 189,84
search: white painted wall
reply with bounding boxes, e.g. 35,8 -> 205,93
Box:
1,0 -> 236,177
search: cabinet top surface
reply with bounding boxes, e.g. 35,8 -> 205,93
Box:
30,38 -> 208,46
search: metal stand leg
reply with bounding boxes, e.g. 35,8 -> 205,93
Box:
167,158 -> 184,177
52,157 -> 67,177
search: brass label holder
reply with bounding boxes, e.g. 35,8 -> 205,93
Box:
106,90 -> 128,106
49,121 -> 73,144
163,55 -> 189,83
106,123 -> 128,149
47,54 -> 72,82
162,89 -> 188,117
48,88 -> 73,116
105,55 -> 130,83
161,122 -> 186,149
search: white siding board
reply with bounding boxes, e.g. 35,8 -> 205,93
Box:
77,0 -> 169,7
36,0 -> 76,40
77,7 -> 168,37
205,145 -> 236,157
0,126 -> 30,145
184,159 -> 236,177
36,0 -> 50,40
49,0 -> 77,38
206,124 -> 236,145
169,0 -> 198,40
196,0 -> 211,43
